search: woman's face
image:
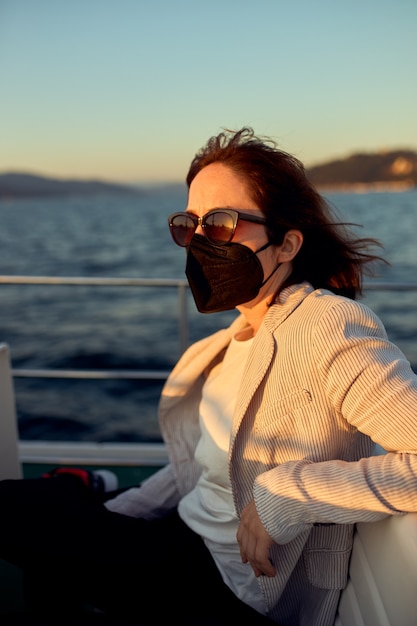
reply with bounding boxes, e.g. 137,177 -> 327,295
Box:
185,162 -> 302,320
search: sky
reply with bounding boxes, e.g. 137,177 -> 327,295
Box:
1,0 -> 416,183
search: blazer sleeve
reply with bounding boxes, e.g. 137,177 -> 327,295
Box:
254,298 -> 417,544
105,463 -> 181,519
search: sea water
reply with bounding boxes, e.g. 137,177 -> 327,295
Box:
0,186 -> 416,442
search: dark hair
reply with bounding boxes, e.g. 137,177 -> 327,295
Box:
186,127 -> 386,299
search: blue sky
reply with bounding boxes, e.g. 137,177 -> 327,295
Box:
1,0 -> 416,183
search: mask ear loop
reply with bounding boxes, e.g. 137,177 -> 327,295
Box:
261,261 -> 282,287
255,241 -> 271,254
254,242 -> 282,287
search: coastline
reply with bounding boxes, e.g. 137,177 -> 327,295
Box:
316,180 -> 416,194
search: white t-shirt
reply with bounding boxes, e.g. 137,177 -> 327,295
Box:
178,335 -> 266,614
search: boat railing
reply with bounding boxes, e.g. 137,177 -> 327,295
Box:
0,274 -> 190,382
1,275 -> 417,384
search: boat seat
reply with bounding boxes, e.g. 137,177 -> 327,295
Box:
0,343 -> 21,479
335,511 -> 417,626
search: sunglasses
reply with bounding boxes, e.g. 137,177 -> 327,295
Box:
168,208 -> 267,247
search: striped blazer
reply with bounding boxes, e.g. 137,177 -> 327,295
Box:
110,282 -> 417,625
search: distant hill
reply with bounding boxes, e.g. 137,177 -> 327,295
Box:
307,149 -> 417,191
2,149 -> 417,198
0,172 -> 141,199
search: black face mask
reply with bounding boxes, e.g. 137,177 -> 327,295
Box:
185,234 -> 281,313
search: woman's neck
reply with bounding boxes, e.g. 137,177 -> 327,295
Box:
236,298 -> 273,335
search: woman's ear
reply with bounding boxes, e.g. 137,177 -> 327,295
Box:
278,230 -> 303,262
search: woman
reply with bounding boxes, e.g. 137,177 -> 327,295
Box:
1,128 -> 417,626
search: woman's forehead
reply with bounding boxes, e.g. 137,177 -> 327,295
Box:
187,163 -> 258,213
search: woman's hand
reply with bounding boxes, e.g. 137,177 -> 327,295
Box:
237,499 -> 276,577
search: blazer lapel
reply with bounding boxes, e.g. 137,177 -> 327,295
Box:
230,282 -> 314,447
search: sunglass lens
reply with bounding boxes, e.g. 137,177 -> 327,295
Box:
170,214 -> 196,246
204,212 -> 235,245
